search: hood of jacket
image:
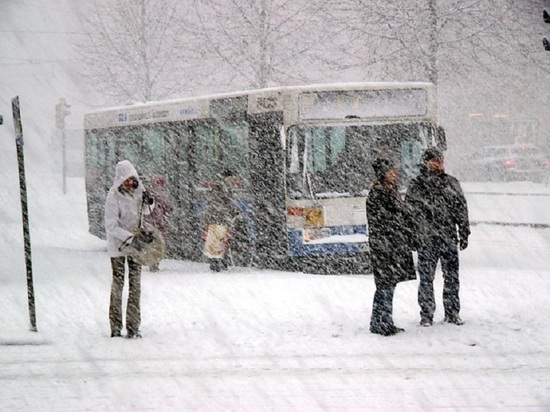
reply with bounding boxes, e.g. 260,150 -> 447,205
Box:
113,160 -> 139,189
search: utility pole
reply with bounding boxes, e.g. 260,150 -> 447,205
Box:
427,0 -> 438,86
12,96 -> 37,332
544,8 -> 550,51
55,98 -> 71,194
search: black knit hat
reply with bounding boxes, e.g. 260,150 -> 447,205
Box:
422,147 -> 443,163
372,158 -> 396,180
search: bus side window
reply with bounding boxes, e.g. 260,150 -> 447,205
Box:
193,123 -> 218,187
116,127 -> 142,168
221,121 -> 249,189
142,127 -> 165,177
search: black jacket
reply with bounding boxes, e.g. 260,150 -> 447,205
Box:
366,182 -> 417,288
405,168 -> 470,247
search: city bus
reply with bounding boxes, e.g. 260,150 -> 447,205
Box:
84,82 -> 445,274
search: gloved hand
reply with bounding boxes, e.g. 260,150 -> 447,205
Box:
133,230 -> 154,247
142,190 -> 154,206
459,236 -> 468,250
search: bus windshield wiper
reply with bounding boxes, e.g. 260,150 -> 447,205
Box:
305,170 -> 316,201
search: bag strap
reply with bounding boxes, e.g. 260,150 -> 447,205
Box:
139,195 -> 145,229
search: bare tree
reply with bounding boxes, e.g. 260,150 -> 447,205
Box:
75,0 -> 192,103
75,0 -> 549,109
327,0 -> 549,86
186,0 -> 336,91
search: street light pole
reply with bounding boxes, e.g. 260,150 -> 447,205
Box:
55,98 -> 71,194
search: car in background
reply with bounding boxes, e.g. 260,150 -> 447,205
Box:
469,144 -> 548,182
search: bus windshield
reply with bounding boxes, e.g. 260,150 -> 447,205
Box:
286,122 -> 432,199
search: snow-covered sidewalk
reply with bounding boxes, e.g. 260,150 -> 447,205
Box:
1,220 -> 549,410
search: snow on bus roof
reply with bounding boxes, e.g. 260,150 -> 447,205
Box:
85,81 -> 434,115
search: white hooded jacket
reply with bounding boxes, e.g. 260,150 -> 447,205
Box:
104,160 -> 153,258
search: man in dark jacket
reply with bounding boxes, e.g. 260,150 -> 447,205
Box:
367,158 -> 417,336
406,147 -> 470,327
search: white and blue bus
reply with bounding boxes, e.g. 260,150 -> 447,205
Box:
84,82 -> 445,273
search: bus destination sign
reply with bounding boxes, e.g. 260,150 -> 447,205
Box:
298,89 -> 428,120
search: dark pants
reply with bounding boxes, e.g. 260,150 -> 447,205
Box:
417,241 -> 460,321
370,285 -> 396,333
110,256 -> 141,334
209,254 -> 229,272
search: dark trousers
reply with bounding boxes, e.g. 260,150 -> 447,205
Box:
209,253 -> 230,272
370,285 -> 396,333
110,256 -> 141,334
417,241 -> 460,321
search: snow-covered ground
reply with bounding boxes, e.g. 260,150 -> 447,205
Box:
1,174 -> 549,411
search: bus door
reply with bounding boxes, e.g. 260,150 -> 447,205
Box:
188,118 -> 254,264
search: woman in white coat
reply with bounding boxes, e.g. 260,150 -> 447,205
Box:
105,160 -> 153,338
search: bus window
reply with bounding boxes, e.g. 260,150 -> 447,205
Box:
289,128 -> 300,175
86,129 -> 116,186
192,120 -> 249,189
115,126 -> 169,180
220,121 -> 249,188
305,127 -> 328,173
329,128 -> 346,165
193,122 -> 220,187
288,123 -> 431,198
331,125 -> 375,195
303,127 -> 346,175
164,123 -> 189,204
142,127 -> 165,177
85,129 -> 116,238
305,126 -> 349,195
85,130 -> 106,201
288,125 -> 356,198
287,127 -> 304,197
85,130 -> 104,181
116,127 -> 142,168
400,126 -> 425,186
